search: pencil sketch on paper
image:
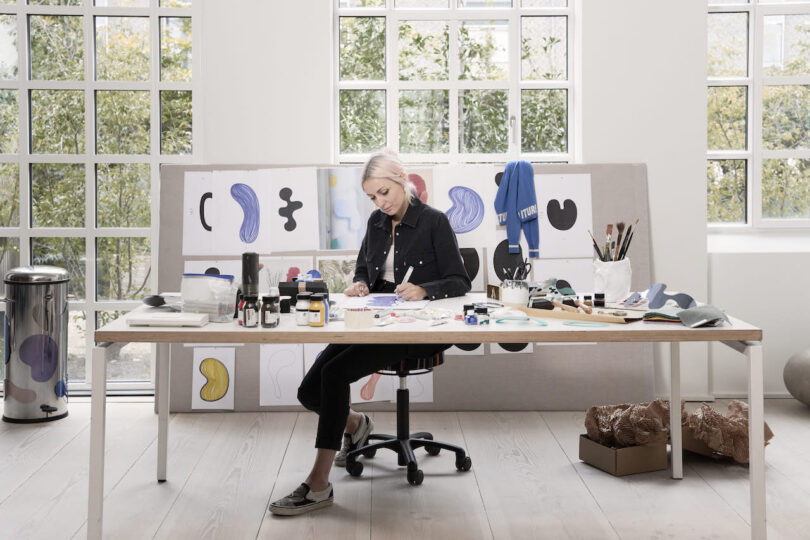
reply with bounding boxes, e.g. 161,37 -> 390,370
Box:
229,183 -> 260,243
445,186 -> 485,234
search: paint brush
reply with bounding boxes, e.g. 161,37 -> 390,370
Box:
619,218 -> 639,260
613,221 -> 625,261
604,224 -> 613,262
588,230 -> 604,261
620,230 -> 635,260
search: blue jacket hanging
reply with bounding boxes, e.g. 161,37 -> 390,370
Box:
494,160 -> 539,258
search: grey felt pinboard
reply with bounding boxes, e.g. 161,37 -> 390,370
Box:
159,163 -> 654,412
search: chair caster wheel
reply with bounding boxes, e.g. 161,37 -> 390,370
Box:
456,456 -> 472,471
407,468 -> 424,486
362,447 -> 377,458
346,460 -> 364,477
426,445 -> 440,456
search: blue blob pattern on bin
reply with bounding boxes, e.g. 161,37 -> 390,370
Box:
19,334 -> 58,382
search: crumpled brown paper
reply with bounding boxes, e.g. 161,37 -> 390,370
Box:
684,400 -> 774,464
584,399 -> 686,447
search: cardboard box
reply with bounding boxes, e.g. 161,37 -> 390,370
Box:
579,434 -> 667,476
681,426 -> 726,460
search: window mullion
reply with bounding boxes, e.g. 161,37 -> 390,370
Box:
751,6 -> 763,228
17,7 -> 30,267
448,18 -> 459,164
83,0 -> 95,387
387,7 -> 397,153
509,11 -> 519,160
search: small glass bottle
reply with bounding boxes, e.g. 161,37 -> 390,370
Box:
237,294 -> 245,326
243,295 -> 259,328
261,294 -> 279,328
295,291 -> 312,326
308,293 -> 326,327
475,306 -> 489,325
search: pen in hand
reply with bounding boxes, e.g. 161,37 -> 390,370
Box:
396,266 -> 415,301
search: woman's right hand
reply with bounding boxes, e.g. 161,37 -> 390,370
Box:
344,281 -> 369,297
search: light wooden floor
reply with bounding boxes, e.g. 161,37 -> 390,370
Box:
0,399 -> 808,540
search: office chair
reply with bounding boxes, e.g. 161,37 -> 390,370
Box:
345,352 -> 472,485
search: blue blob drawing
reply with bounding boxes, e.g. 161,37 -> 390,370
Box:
19,334 -> 58,382
445,186 -> 484,234
230,183 -> 260,243
55,380 -> 68,398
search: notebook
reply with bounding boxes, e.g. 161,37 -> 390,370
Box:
126,311 -> 209,327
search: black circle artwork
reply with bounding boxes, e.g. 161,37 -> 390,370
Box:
459,248 -> 480,284
492,239 -> 525,282
497,343 -> 528,352
546,198 -> 578,231
204,267 -> 221,275
454,343 -> 481,352
494,171 -> 503,186
199,192 -> 213,231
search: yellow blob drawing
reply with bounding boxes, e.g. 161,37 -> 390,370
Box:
328,173 -> 338,188
199,357 -> 229,402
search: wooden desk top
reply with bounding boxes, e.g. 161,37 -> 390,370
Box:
95,294 -> 762,345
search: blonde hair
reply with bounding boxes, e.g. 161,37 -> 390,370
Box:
361,150 -> 417,202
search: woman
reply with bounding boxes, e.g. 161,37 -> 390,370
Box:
269,151 -> 470,516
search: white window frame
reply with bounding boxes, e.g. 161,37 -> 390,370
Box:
334,1 -> 575,165
0,0 -> 199,395
708,0 -> 810,230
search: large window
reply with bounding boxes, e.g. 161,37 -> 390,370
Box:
336,0 -> 573,163
708,0 -> 810,227
0,0 -> 194,393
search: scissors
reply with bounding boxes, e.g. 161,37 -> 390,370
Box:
513,258 -> 532,280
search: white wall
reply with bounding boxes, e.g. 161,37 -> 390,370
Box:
579,0 -> 710,398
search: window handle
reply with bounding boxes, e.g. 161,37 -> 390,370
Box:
510,115 -> 517,144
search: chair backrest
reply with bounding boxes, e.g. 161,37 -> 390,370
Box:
378,352 -> 444,376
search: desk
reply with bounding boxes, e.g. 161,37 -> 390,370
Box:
90,295 -> 764,539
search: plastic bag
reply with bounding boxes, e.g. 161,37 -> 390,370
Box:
593,258 -> 632,303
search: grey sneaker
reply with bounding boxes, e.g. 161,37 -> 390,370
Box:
335,414 -> 374,467
269,483 -> 333,516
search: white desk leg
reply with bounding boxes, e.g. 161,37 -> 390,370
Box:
88,345 -> 109,540
747,342 -> 766,539
670,342 -> 683,480
157,342 -> 171,482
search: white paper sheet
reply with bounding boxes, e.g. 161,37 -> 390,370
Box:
340,294 -> 429,310
191,347 -> 235,410
318,167 -> 375,250
211,170 -> 271,255
433,165 -> 498,248
445,343 -> 485,356
405,371 -> 433,403
351,372 -> 395,404
408,167 -> 434,206
490,342 -> 534,354
259,256 -> 314,291
263,167 -> 320,252
303,343 -> 328,372
530,258 -> 595,295
459,247 -> 484,292
317,255 -> 358,294
183,259 -> 241,279
259,344 -> 304,406
182,172 -> 216,256
534,173 -> 593,259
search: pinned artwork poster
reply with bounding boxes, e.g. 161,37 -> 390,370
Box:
259,256 -> 313,291
191,347 -> 235,410
210,170 -> 272,255
182,171 -> 216,256
408,167 -> 434,206
459,247 -> 484,292
531,258 -> 595,296
259,344 -> 304,406
534,173 -> 593,259
262,167 -> 320,252
316,255 -> 357,294
183,259 -> 241,279
351,372 -> 394,404
303,343 -> 327,372
490,343 -> 534,354
316,167 -> 375,250
433,165 -> 498,248
488,230 -> 530,285
445,343 -> 485,356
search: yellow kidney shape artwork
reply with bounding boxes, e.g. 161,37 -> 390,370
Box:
199,357 -> 229,402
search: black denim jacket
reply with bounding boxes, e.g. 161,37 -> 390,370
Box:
353,198 -> 471,301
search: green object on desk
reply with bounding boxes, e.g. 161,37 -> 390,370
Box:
563,321 -> 609,328
495,316 -> 548,326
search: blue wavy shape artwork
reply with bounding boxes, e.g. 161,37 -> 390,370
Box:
230,183 -> 260,243
19,334 -> 58,382
445,186 -> 484,234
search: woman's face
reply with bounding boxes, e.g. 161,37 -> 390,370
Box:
363,177 -> 408,219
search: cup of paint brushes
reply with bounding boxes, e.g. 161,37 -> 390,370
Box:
593,258 -> 632,303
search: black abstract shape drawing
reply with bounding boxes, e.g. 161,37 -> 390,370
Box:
204,267 -> 221,275
230,183 -> 260,242
454,343 -> 481,352
498,343 -> 528,352
492,239 -> 525,282
278,187 -> 303,232
199,192 -> 212,231
495,172 -> 503,186
546,199 -> 578,231
459,248 -> 480,283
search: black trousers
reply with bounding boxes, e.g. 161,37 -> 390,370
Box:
297,279 -> 446,450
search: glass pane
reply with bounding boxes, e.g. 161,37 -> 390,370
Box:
458,0 -> 512,7
459,89 -> 508,153
0,163 -> 19,227
399,90 -> 448,153
96,311 -> 151,381
95,0 -> 149,6
31,163 -> 85,227
96,237 -> 151,300
0,237 -> 20,299
30,90 -> 85,154
31,237 -> 86,300
29,16 -> 84,80
763,85 -> 810,150
97,164 -> 150,227
707,159 -> 746,224
764,15 -> 810,77
522,0 -> 567,6
459,20 -> 508,81
521,89 -> 566,153
0,15 -> 17,80
161,90 -> 192,155
338,0 -> 385,6
707,86 -> 747,151
0,90 -> 18,153
160,17 -> 191,82
96,17 -> 150,81
707,13 -> 747,78
96,90 -> 150,154
340,17 -> 385,81
28,1 -> 83,5
67,311 -> 86,382
521,16 -> 567,81
399,20 -> 448,81
340,89 -> 385,153
161,0 -> 192,6
762,159 -> 810,219
396,0 -> 448,6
